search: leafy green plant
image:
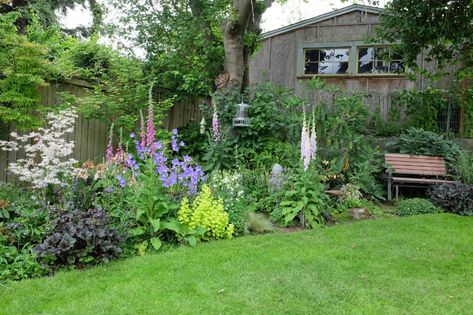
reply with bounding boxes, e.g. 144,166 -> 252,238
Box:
387,128 -> 461,162
280,166 -> 329,228
394,198 -> 442,216
178,185 -> 234,240
429,183 -> 473,216
208,171 -> 247,235
0,242 -> 47,281
125,160 -> 181,255
452,150 -> 473,184
33,207 -> 122,269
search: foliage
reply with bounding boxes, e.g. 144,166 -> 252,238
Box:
178,121 -> 207,162
0,107 -> 78,189
387,128 -> 461,162
334,198 -> 383,217
376,0 -> 473,79
109,0 -> 226,96
0,12 -> 52,132
394,198 -> 443,217
202,130 -> 237,171
245,212 -> 274,234
178,185 -> 234,240
208,171 -> 247,235
463,88 -> 473,138
451,150 -> 473,185
305,79 -> 385,200
339,183 -> 362,201
279,166 -> 329,228
0,243 -> 46,281
33,207 -> 122,269
390,88 -> 450,133
429,183 -> 473,216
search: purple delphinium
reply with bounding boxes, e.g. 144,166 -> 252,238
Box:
171,129 -> 179,152
125,154 -> 139,176
116,175 -> 126,188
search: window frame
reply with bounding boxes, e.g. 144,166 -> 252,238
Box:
296,41 -> 405,78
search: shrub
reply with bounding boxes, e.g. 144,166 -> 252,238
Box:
208,171 -> 247,235
387,128 -> 461,162
429,183 -> 473,216
0,243 -> 46,281
452,150 -> 473,184
395,198 -> 443,216
245,212 -> 274,234
178,185 -> 234,240
34,207 -> 123,269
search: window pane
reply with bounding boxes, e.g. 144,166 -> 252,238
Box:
305,49 -> 319,62
334,62 -> 349,74
358,61 -> 373,73
318,62 -> 332,74
320,49 -> 333,62
304,62 -> 318,74
358,48 -> 373,62
375,47 -> 389,60
374,60 -> 389,73
392,50 -> 403,60
334,48 -> 349,61
390,61 -> 404,73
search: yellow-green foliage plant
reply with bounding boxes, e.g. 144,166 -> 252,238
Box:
178,184 -> 234,240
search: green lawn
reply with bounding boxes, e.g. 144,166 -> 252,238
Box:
1,214 -> 472,315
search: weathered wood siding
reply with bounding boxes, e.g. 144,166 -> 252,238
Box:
249,10 -> 423,116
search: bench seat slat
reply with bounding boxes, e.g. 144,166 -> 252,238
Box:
391,177 -> 455,184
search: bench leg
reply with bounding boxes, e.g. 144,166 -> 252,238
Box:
388,179 -> 392,201
395,185 -> 399,200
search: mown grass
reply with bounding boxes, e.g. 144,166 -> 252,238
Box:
1,214 -> 472,315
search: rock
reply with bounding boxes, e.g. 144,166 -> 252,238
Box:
347,208 -> 371,220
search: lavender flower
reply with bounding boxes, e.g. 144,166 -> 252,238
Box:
116,175 -> 126,188
171,129 -> 179,152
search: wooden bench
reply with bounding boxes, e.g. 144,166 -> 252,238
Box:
385,153 -> 455,200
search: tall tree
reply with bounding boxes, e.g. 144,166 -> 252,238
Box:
110,0 -> 276,95
376,0 -> 473,79
0,0 -> 104,36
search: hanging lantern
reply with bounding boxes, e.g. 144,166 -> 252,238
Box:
233,99 -> 251,127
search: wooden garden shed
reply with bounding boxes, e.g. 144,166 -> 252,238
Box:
249,4 -> 455,118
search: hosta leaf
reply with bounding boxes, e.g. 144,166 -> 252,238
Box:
128,227 -> 145,237
161,219 -> 182,233
150,218 -> 161,233
150,237 -> 162,251
184,235 -> 197,247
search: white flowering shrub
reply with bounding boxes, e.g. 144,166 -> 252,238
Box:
0,107 -> 78,188
208,171 -> 247,234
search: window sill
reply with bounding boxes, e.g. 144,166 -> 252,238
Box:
297,74 -> 406,79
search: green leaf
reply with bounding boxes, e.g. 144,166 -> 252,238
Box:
150,218 -> 161,233
128,227 -> 145,237
161,219 -> 182,234
184,235 -> 197,247
136,241 -> 148,256
150,237 -> 162,251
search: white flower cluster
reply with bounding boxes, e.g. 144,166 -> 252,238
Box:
0,107 -> 78,189
209,171 -> 245,209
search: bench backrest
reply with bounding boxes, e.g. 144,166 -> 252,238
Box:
385,153 -> 448,176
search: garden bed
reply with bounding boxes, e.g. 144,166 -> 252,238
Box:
2,214 -> 472,314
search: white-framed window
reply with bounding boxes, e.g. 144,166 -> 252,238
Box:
304,48 -> 350,75
357,46 -> 404,74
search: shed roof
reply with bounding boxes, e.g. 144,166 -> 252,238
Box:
262,4 -> 384,39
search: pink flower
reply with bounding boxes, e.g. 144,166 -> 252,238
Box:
310,123 -> 317,160
106,124 -> 114,164
212,110 -> 221,142
146,102 -> 155,150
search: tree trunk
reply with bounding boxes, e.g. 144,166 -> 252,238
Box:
221,0 -> 274,92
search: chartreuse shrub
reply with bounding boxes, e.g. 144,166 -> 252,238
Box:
394,198 -> 442,217
178,185 -> 234,240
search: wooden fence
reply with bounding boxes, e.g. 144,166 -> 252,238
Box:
0,80 -> 204,183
